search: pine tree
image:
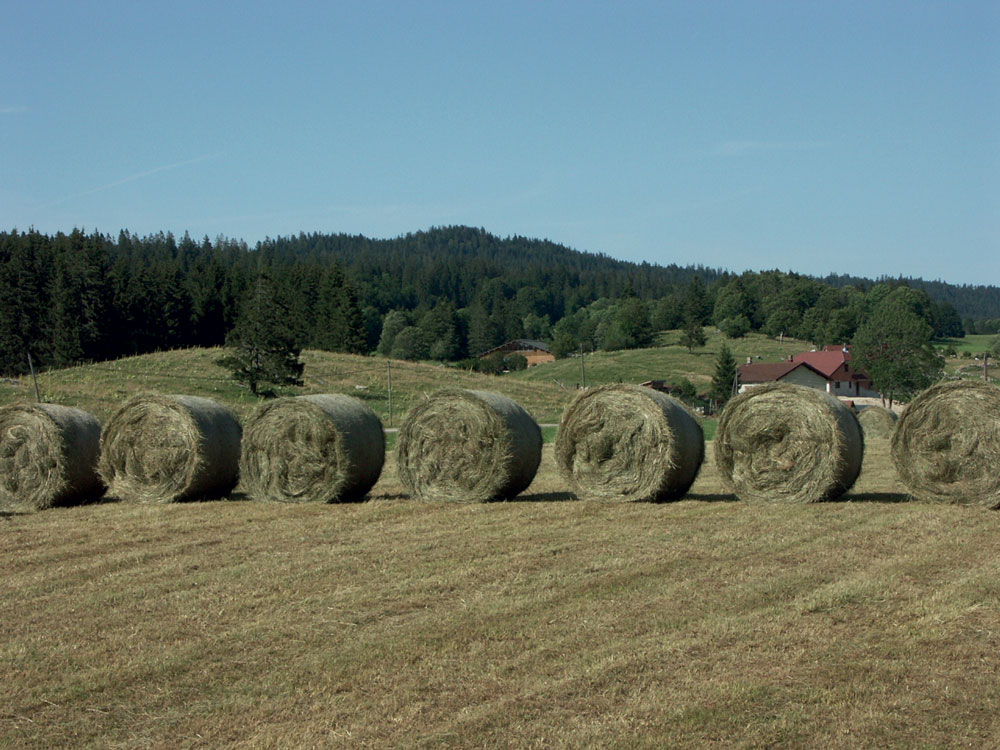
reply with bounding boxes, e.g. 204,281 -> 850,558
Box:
49,230 -> 111,366
312,264 -> 367,353
710,344 -> 738,406
0,231 -> 53,374
217,273 -> 304,396
682,276 -> 711,325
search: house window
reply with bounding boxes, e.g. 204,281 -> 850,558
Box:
834,381 -> 841,389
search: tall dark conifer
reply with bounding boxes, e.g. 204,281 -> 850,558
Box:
217,273 -> 304,396
312,264 -> 367,354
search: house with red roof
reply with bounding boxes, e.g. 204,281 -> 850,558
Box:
738,345 -> 880,398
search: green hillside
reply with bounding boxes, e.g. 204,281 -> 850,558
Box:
2,327 -> 989,428
511,330 -> 810,391
0,348 -> 573,425
0,332 -> 806,426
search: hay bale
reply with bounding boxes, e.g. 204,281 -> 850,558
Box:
99,394 -> 241,503
396,389 -> 542,502
0,403 -> 104,511
891,380 -> 1000,507
555,384 -> 704,502
240,394 -> 385,503
714,383 -> 864,503
857,405 -> 898,440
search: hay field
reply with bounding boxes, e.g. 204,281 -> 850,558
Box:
4,439 -> 1000,748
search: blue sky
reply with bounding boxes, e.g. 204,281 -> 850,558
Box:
3,1 -> 998,285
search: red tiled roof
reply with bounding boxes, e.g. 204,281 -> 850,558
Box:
741,345 -> 872,387
791,349 -> 849,378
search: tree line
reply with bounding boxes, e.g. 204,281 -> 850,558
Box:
0,225 -> 995,378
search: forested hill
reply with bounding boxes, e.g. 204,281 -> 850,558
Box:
265,227 -> 1000,320
260,226 -> 726,313
1,224 -> 999,376
823,273 -> 1000,322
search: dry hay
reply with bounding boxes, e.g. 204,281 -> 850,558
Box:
554,384 -> 704,502
714,383 -> 864,503
856,405 -> 898,440
0,403 -> 104,511
240,394 -> 385,503
99,394 -> 242,503
891,380 -> 1000,507
396,389 -> 542,502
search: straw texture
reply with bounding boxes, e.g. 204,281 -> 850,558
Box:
240,394 -> 384,503
0,403 -> 104,510
99,394 -> 242,503
396,389 -> 542,502
715,383 -> 864,503
555,384 -> 704,502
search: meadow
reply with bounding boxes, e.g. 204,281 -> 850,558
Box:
4,439 -> 1000,748
2,343 -> 999,747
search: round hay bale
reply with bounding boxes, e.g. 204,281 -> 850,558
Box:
714,383 -> 864,503
0,403 -> 104,511
99,394 -> 242,503
891,380 -> 1000,507
857,405 -> 898,440
396,389 -> 542,502
240,394 -> 385,503
555,384 -> 704,502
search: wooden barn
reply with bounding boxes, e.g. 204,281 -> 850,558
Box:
478,339 -> 556,367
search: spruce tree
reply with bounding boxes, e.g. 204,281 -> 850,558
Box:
217,273 -> 304,396
313,264 -> 367,354
710,344 -> 738,406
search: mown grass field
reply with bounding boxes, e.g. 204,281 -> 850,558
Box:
4,436 -> 1000,748
2,343 -> 999,747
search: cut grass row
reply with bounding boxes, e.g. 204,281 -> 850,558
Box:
3,441 -> 999,748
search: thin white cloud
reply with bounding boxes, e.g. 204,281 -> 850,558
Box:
1,105 -> 28,114
715,140 -> 831,156
39,153 -> 222,208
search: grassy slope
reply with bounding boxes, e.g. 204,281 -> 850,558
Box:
3,442 -> 1000,748
935,334 -> 996,354
0,348 -> 574,425
2,329 -> 990,427
511,330 -> 810,392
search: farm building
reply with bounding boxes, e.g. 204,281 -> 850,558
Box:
638,380 -> 675,394
478,339 -> 555,367
738,345 -> 880,399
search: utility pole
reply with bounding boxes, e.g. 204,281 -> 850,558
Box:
387,360 -> 393,427
27,351 -> 41,402
986,353 -> 990,382
579,343 -> 586,389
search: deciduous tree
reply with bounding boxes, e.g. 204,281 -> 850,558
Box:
852,287 -> 944,406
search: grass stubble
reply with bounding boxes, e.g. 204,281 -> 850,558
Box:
3,438 -> 1000,748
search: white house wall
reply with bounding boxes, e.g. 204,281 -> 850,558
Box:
780,368 -> 829,390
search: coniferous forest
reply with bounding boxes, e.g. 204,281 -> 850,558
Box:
1,225 -> 998,377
